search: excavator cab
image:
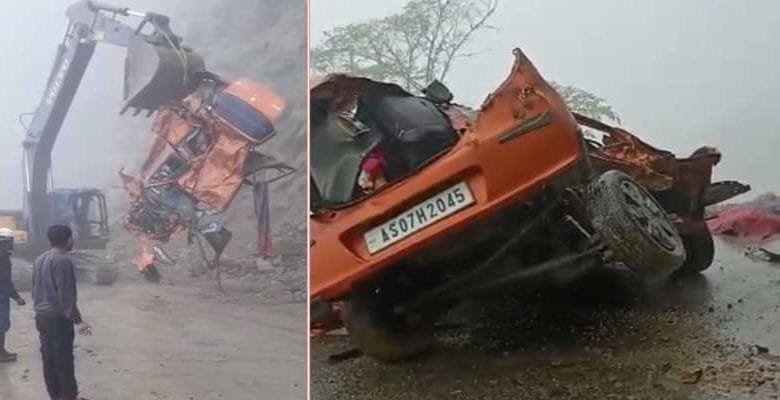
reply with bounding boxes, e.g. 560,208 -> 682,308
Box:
122,13 -> 206,115
0,190 -> 108,257
50,189 -> 109,249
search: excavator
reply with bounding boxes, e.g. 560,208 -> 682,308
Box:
0,1 -> 294,283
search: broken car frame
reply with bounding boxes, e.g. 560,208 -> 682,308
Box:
309,48 -> 749,361
120,76 -> 297,281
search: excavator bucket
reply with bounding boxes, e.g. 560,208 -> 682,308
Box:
123,36 -> 206,115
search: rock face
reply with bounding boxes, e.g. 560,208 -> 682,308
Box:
178,0 -> 307,234
173,1 -> 307,291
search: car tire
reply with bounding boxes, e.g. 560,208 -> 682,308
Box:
342,287 -> 434,363
677,221 -> 715,275
588,170 -> 686,280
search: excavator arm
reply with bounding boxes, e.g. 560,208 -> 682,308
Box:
20,0 -> 203,248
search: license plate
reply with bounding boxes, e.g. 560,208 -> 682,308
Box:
364,182 -> 475,254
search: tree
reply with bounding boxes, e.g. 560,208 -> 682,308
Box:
312,0 -> 498,91
550,82 -> 620,123
312,0 -> 620,123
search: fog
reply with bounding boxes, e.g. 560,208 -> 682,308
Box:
0,0 -> 306,235
0,0 -> 181,209
312,0 -> 780,199
2,1 -> 777,211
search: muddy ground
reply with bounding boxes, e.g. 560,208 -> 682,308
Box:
311,239 -> 780,400
0,272 -> 306,400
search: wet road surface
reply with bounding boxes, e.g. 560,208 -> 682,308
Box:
311,239 -> 780,399
1,279 -> 306,400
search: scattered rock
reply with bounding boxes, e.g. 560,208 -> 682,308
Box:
549,358 -> 576,368
752,344 -> 770,355
680,367 -> 703,384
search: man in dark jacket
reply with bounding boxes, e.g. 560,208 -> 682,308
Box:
0,227 -> 26,363
33,225 -> 92,400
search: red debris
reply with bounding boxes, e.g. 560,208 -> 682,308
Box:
708,207 -> 780,241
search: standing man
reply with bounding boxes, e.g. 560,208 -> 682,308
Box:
33,225 -> 92,400
0,227 -> 26,362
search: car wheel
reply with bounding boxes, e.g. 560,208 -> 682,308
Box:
342,286 -> 434,363
677,221 -> 715,275
588,170 -> 686,280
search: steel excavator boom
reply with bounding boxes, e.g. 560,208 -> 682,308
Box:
19,0 -> 204,252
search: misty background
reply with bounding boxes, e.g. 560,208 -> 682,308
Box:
311,0 -> 779,200
2,0 -> 777,223
0,0 -> 306,236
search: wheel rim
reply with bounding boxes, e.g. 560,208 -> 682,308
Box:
619,179 -> 679,252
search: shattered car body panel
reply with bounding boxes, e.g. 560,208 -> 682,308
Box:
576,113 -> 750,234
122,76 -> 295,271
577,112 -> 734,198
311,48 -> 582,301
141,78 -> 286,210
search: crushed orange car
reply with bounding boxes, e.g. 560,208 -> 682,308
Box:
309,48 -> 749,361
121,74 -> 295,280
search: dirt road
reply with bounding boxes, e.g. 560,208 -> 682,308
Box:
311,239 -> 780,400
1,277 -> 306,399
